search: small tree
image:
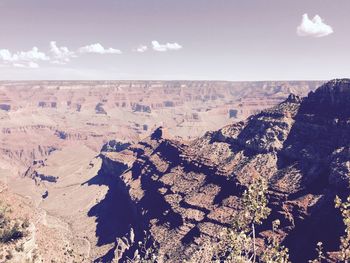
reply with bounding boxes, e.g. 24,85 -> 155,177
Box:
335,194 -> 350,262
308,242 -> 325,263
125,233 -> 159,263
218,176 -> 271,262
241,177 -> 271,262
261,220 -> 290,263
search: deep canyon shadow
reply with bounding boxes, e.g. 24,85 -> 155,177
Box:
84,157 -> 142,262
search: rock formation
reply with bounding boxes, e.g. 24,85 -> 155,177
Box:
0,80 -> 322,177
94,79 -> 350,262
1,80 -> 347,262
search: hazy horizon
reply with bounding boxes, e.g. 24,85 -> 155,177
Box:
0,79 -> 329,82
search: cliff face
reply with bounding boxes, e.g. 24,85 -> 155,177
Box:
95,79 -> 350,262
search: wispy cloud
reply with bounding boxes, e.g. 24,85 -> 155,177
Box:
135,45 -> 148,53
13,62 -> 39,69
151,41 -> 182,52
297,13 -> 333,37
78,43 -> 122,54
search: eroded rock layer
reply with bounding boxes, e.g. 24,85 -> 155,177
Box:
0,80 -> 321,177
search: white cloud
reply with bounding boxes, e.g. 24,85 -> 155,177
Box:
0,47 -> 49,68
297,13 -> 333,37
78,43 -> 122,54
151,41 -> 182,52
50,41 -> 76,64
136,45 -> 148,53
0,49 -> 13,61
16,47 -> 49,61
1,42 -> 123,68
3,47 -> 49,62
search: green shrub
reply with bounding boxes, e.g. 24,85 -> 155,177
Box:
0,203 -> 27,244
0,222 -> 24,243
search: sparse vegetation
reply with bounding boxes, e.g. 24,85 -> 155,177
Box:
5,250 -> 13,260
185,237 -> 219,263
0,222 -> 24,243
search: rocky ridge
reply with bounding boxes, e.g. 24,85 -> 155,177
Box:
95,79 -> 350,262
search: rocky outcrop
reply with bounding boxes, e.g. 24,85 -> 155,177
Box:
97,79 -> 350,262
95,103 -> 107,115
0,104 -> 11,111
131,103 -> 151,113
101,140 -> 131,153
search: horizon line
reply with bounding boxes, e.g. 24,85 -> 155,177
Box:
0,79 -> 328,82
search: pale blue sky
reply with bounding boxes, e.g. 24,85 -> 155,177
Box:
0,0 -> 349,80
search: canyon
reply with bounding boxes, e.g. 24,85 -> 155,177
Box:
2,80 -> 349,262
0,80 -> 321,178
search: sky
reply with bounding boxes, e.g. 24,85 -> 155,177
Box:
0,0 -> 349,80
